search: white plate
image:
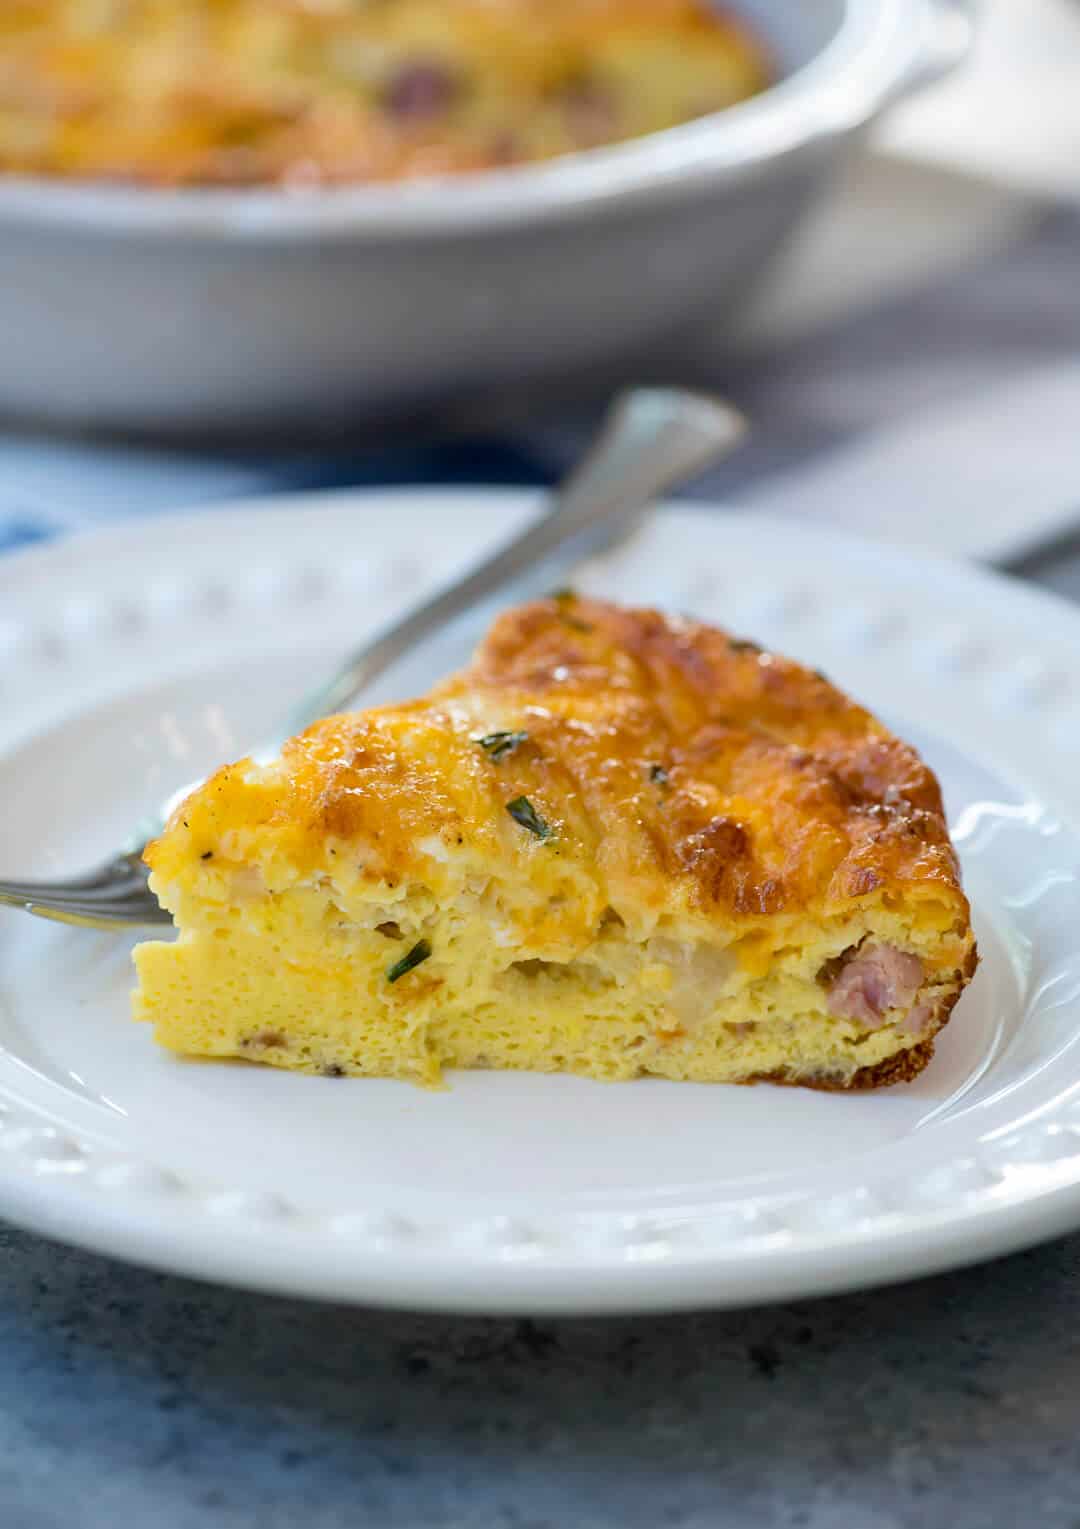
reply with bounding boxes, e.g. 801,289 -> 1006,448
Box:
2,490 -> 1080,1316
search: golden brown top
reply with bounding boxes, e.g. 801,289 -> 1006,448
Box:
148,597 -> 969,940
0,0 -> 769,186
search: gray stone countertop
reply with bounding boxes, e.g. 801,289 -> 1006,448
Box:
5,553 -> 1080,1529
3,1224 -> 1080,1529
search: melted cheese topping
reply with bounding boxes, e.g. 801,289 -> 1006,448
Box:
0,0 -> 770,185
135,598 -> 977,1089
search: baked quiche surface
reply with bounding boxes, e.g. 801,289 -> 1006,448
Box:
0,0 -> 769,186
134,597 -> 977,1088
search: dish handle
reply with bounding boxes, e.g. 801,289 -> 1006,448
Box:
892,0 -> 980,103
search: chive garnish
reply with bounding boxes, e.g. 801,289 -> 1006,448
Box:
550,587 -> 591,631
506,796 -> 552,840
649,764 -> 669,786
387,939 -> 432,983
476,730 -> 528,762
728,637 -> 763,655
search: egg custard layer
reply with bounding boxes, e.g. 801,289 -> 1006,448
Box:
134,597 -> 977,1089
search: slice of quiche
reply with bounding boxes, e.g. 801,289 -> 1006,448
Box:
133,597 -> 977,1089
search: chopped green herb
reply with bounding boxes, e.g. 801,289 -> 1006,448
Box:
728,637 -> 763,655
387,939 -> 432,984
476,730 -> 528,762
649,764 -> 670,786
506,796 -> 552,840
200,850 -> 214,860
551,588 -> 591,627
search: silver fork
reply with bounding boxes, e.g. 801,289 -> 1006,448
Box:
0,388 -> 746,929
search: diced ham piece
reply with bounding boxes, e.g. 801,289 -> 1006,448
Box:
384,59 -> 459,120
559,77 -> 620,147
826,943 -> 923,1026
901,998 -> 937,1038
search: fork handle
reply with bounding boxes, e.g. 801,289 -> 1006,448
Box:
275,388 -> 746,738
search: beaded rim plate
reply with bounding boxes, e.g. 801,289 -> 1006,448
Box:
2,489 -> 1080,1315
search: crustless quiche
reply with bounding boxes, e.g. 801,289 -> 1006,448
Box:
134,597 -> 977,1089
0,0 -> 770,186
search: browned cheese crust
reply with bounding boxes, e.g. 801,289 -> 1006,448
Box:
443,595 -> 968,920
0,1 -> 769,186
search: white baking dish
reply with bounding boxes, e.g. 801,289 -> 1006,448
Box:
0,0 -> 974,435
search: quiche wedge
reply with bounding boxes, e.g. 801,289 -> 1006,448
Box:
134,597 -> 977,1089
